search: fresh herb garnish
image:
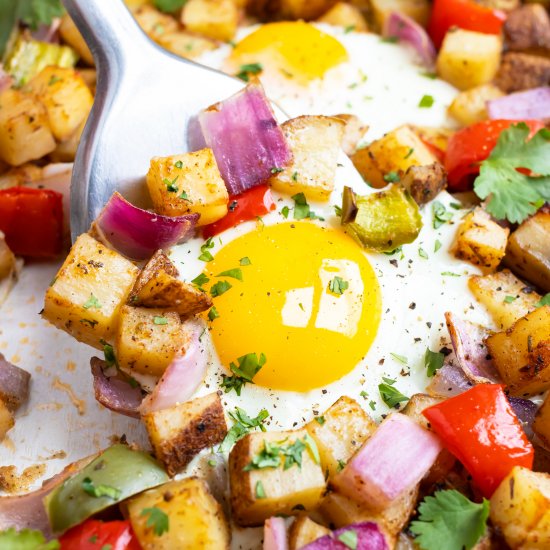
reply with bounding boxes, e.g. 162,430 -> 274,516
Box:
421,71 -> 438,79
281,205 -> 290,218
221,352 -> 266,395
208,307 -> 220,322
432,201 -> 453,229
338,529 -> 358,549
378,378 -> 409,408
83,294 -> 101,310
244,436 -> 319,472
291,193 -> 324,221
419,94 -> 434,108
191,273 -> 209,289
315,416 -> 326,425
383,171 -> 400,183
271,167 -> 284,174
425,348 -> 444,377
236,62 -> 263,82
434,240 -> 442,253
418,247 -> 429,259
337,459 -> 346,472
219,407 -> 269,453
153,316 -> 168,325
198,237 -> 215,262
210,280 -> 232,297
82,477 -> 121,500
140,507 -> 170,536
154,0 -> 187,13
255,480 -> 266,499
390,353 -> 408,365
240,257 -> 251,266
175,160 -> 183,168
329,276 -> 349,295
216,268 -> 243,281
344,25 -> 355,34
0,527 -> 60,549
536,293 -> 550,307
162,176 -> 179,193
504,295 -> 517,304
441,271 -> 461,277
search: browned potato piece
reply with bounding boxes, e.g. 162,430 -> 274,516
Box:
448,84 -> 505,127
485,305 -> 550,397
229,430 -> 326,526
246,0 -> 338,21
351,125 -> 438,188
400,162 -> 447,205
333,114 -> 368,156
128,477 -> 230,550
157,31 -> 218,60
452,207 -> 509,273
370,0 -> 430,29
143,392 -> 227,476
182,0 -> 238,42
534,395 -> 550,449
504,4 -> 550,53
505,208 -> 550,293
469,269 -> 542,330
289,516 -> 330,550
59,14 -> 94,65
133,5 -> 179,41
305,396 -> 376,479
317,3 -> 368,31
495,52 -> 550,93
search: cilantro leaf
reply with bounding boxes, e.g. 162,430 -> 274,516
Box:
378,379 -> 409,408
329,276 -> 349,295
536,293 -> 550,308
221,353 -> 266,395
82,477 -> 121,500
291,193 -> 324,221
474,124 -> 550,223
236,62 -> 263,82
219,407 -> 269,453
154,0 -> 187,13
0,528 -> 59,549
410,490 -> 490,550
216,268 -> 243,281
424,348 -> 444,377
141,507 -> 170,536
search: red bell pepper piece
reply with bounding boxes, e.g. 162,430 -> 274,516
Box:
59,519 -> 141,550
445,119 -> 545,191
423,384 -> 534,497
202,184 -> 276,238
428,0 -> 507,49
0,187 -> 63,258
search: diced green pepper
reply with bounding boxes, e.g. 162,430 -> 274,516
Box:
44,444 -> 168,535
341,184 -> 422,252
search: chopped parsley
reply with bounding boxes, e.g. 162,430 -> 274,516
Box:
378,377 -> 409,408
236,63 -> 263,82
442,271 -> 461,277
162,176 -> 179,193
179,190 -> 189,201
198,237 -> 215,262
419,94 -> 435,108
281,205 -> 290,218
425,348 -> 445,377
153,316 -> 168,325
255,480 -> 266,499
432,201 -> 454,229
191,273 -> 209,289
291,193 -> 324,221
536,293 -> 550,307
338,529 -> 358,549
244,436 -> 319,472
82,477 -> 121,500
504,295 -> 517,304
216,268 -> 243,281
418,247 -> 429,259
210,280 -> 232,297
221,352 -> 266,395
140,507 -> 170,536
383,171 -> 400,183
83,294 -> 101,310
329,276 -> 349,295
219,407 -> 269,453
208,307 -> 220,322
239,257 -> 251,266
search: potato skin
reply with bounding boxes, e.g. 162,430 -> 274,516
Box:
400,162 -> 447,206
182,0 -> 238,42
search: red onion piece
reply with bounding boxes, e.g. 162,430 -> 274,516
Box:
91,358 -> 143,419
0,65 -> 13,94
30,19 -> 62,43
509,397 -> 538,440
0,354 -> 31,411
140,321 -> 208,415
94,192 -> 198,261
199,82 -> 292,195
384,12 -> 436,66
487,87 -> 550,121
426,360 -> 474,398
302,522 -> 388,550
332,413 -> 442,510
264,517 -> 288,550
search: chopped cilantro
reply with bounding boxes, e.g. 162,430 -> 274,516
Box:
432,201 -> 453,229
383,171 -> 400,183
434,240 -> 442,253
315,416 -> 326,425
175,160 -> 183,168
281,205 -> 290,218
221,352 -> 266,395
216,268 -> 243,281
390,352 -> 408,365
304,433 -> 320,465
102,342 -> 117,369
378,378 -> 409,408
504,295 -> 517,304
369,400 -> 376,410
208,307 -> 220,322
198,237 -> 215,262
83,294 -> 101,310
337,459 -> 346,472
419,94 -> 435,108
270,167 -> 284,174
360,390 -> 368,398
236,63 -> 263,82
404,147 -> 415,159
191,273 -> 209,289
244,440 -> 281,471
291,193 -> 324,221
179,190 -> 189,201
344,25 -> 355,34
162,176 -> 179,193
244,436 -> 318,472
425,348 -> 444,377
334,204 -> 342,217
292,171 -> 299,182
421,71 -> 438,79
210,280 -> 232,297
19,0 -> 64,30
338,529 -> 358,549
140,507 -> 170,536
329,276 -> 349,295
0,527 -> 59,549
418,247 -> 429,259
82,477 -> 121,500
255,480 -> 266,499
239,257 -> 251,266
154,0 -> 187,13
536,293 -> 550,307
219,407 -> 269,453
441,271 -> 461,277
153,316 -> 168,325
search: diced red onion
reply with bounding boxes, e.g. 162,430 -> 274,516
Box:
302,522 -> 388,550
509,397 -> 538,440
487,87 -> 550,121
0,65 -> 13,94
94,192 -> 198,261
140,320 -> 208,415
187,116 -> 207,152
198,81 -> 292,195
30,19 -> 62,43
332,413 -> 442,510
264,517 -> 288,550
0,353 -> 31,412
426,360 -> 474,398
383,12 -> 436,66
91,358 -> 143,419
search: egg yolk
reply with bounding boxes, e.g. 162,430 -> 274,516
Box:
228,22 -> 348,83
203,222 -> 381,392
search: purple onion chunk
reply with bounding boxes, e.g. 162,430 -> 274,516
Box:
508,397 -> 538,440
487,87 -> 550,121
302,522 -> 389,550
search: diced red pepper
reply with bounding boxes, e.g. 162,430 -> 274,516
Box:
423,384 -> 534,497
0,187 -> 63,258
202,184 -> 276,238
428,0 -> 507,49
59,519 -> 141,550
445,119 -> 545,191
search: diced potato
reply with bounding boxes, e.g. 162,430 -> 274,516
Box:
78,69 -> 97,95
350,125 -> 438,188
157,31 -> 217,60
452,207 -> 509,273
128,477 -> 230,550
317,3 -> 369,31
115,305 -> 187,377
436,29 -> 502,90
43,234 -> 139,350
182,0 -> 238,42
305,396 -> 376,479
146,149 -> 229,226
246,0 -> 338,21
143,392 -> 227,476
534,395 -> 550,450
504,4 -> 550,52
333,114 -> 368,156
289,516 -> 330,550
133,5 -> 179,41
229,430 -> 326,526
485,305 -> 550,397
495,52 -> 550,94
490,466 -> 550,549
505,208 -> 550,293
0,400 -> 14,441
448,84 -> 505,126
469,269 -> 542,330
400,162 -> 447,206
268,115 -> 345,202
370,0 -> 430,29
0,89 -> 56,166
26,67 -> 93,142
59,14 -> 94,66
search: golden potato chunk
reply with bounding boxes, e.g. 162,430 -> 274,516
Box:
289,516 -> 330,550
268,115 -> 345,202
317,3 -> 368,31
400,162 -> 447,206
59,14 -> 94,66
333,114 -> 368,156
452,207 -> 509,273
436,29 -> 502,90
486,305 -> 550,397
157,31 -> 217,60
182,0 -> 238,42
128,477 -> 230,550
43,234 -> 139,350
147,149 -> 229,226
534,395 -> 550,450
305,396 -> 376,479
370,0 -> 430,28
448,84 -> 505,127
133,5 -> 179,41
469,269 -> 541,330
229,430 -> 326,526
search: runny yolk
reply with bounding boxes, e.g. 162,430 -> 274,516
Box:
203,222 -> 381,392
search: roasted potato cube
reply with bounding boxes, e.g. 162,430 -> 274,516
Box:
317,3 -> 368,31
369,0 -> 430,29
351,125 -> 438,188
534,394 -> 550,450
115,305 -> 186,377
143,392 -> 227,476
50,118 -> 86,163
133,5 -> 179,41
157,31 -> 217,60
437,29 -> 501,90
59,14 -> 94,66
448,84 -> 505,127
268,115 -> 345,202
486,305 -> 550,397
26,67 -> 93,142
452,207 -> 509,273
495,52 -> 550,93
182,0 -> 238,42
400,162 -> 447,205
505,208 -> 550,293
333,114 -> 368,156
43,234 -> 139,350
128,477 -> 230,550
0,89 -> 56,166
469,269 -> 542,330
147,149 -> 228,226
504,4 -> 550,53
289,516 -> 330,550
246,0 -> 338,21
305,396 -> 376,479
229,430 -> 326,526
490,466 -> 550,549
0,400 -> 14,441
